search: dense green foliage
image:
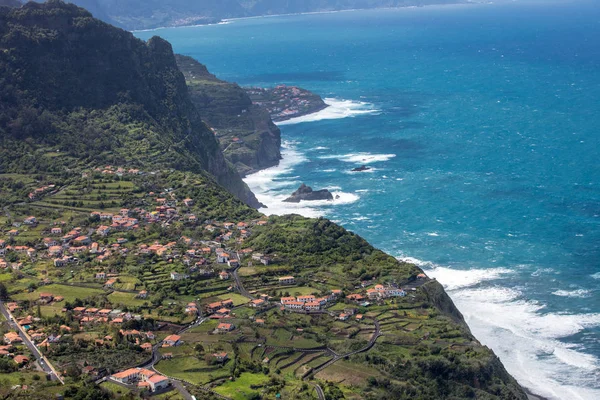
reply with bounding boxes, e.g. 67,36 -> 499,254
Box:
247,215 -> 421,281
0,0 -> 260,207
63,0 -> 462,30
0,2 -> 528,399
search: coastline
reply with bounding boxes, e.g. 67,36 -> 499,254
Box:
220,2 -> 481,24
244,104 -> 559,400
131,2 -> 479,33
526,389 -> 550,400
272,103 -> 329,123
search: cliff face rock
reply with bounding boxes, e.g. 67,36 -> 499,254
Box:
176,55 -> 281,177
283,183 -> 334,203
0,0 -> 261,208
351,165 -> 371,172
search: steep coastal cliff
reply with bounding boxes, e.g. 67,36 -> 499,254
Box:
0,1 -> 260,208
0,2 -> 528,399
176,54 -> 282,176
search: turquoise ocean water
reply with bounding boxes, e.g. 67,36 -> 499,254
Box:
135,1 -> 600,397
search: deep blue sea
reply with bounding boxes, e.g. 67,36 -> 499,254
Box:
135,1 -> 600,398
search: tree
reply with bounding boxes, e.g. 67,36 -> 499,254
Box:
0,283 -> 7,299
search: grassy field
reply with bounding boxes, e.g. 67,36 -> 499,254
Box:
13,283 -> 102,301
213,372 -> 269,400
0,371 -> 47,385
153,391 -> 186,400
112,275 -> 142,291
11,284 -> 105,303
42,179 -> 139,212
108,291 -> 149,308
287,286 -> 319,296
156,356 -> 231,385
315,360 -> 379,386
215,293 -> 250,306
237,267 -> 257,277
100,380 -> 131,397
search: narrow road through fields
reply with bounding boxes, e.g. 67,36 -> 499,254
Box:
231,259 -> 253,299
0,300 -> 64,384
314,383 -> 325,400
308,318 -> 382,378
137,316 -> 232,400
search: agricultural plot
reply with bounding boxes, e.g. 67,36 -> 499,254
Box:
155,356 -> 232,385
107,291 -> 149,308
99,381 -> 132,397
213,373 -> 269,400
315,360 -> 380,387
43,179 -> 140,212
11,283 -> 105,303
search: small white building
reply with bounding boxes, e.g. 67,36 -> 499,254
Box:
278,276 -> 295,285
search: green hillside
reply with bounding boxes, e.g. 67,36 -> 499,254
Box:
0,0 -> 260,208
0,2 -> 527,400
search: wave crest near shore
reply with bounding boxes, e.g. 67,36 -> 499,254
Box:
276,98 -> 380,125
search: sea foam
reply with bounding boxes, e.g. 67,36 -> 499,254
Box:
320,152 -> 396,164
276,98 -> 380,125
244,141 -> 359,218
452,286 -> 600,400
402,257 -> 600,400
416,263 -> 514,290
552,289 -> 592,298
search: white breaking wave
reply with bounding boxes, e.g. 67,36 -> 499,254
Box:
451,286 -> 600,400
420,264 -> 514,290
276,98 -> 380,125
397,256 -> 600,400
320,152 -> 396,164
243,141 -> 307,193
552,289 -> 593,298
343,167 -> 378,174
591,272 -> 600,280
244,141 -> 359,218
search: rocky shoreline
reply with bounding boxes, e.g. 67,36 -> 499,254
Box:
283,183 -> 334,203
245,85 -> 329,122
177,56 -> 331,178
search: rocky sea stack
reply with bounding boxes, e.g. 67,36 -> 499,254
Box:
352,165 -> 372,172
283,183 -> 334,203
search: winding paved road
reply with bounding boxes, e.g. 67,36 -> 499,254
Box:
0,300 -> 64,384
231,259 -> 253,299
138,316 -> 232,400
313,383 -> 325,400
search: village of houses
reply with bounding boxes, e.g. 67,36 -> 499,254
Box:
0,171 -> 422,396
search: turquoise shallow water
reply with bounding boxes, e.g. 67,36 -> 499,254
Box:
135,2 -> 600,397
